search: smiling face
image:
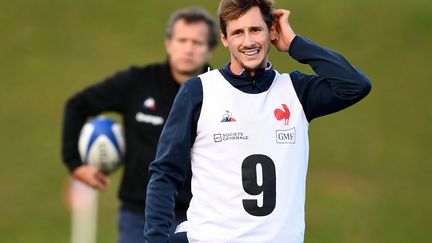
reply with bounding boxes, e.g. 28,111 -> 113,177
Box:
221,6 -> 275,76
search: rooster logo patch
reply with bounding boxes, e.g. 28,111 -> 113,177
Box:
274,104 -> 290,125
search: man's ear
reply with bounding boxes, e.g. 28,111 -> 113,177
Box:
270,25 -> 277,41
164,38 -> 171,54
221,31 -> 229,47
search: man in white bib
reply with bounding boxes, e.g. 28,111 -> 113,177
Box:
144,0 -> 371,242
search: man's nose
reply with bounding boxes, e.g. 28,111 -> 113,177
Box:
243,32 -> 255,47
184,41 -> 195,53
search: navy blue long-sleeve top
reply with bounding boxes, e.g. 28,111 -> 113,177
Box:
144,35 -> 371,242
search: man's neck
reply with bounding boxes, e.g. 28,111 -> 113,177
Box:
171,68 -> 203,85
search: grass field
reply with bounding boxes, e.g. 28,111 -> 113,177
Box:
0,0 -> 431,242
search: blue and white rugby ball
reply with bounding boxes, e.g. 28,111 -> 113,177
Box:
78,117 -> 125,173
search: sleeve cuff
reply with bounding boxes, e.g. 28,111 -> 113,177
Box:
66,160 -> 83,173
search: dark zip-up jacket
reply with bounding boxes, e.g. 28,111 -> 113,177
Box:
144,35 -> 371,242
62,62 -> 202,217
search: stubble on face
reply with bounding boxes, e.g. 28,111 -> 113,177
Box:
222,7 -> 272,76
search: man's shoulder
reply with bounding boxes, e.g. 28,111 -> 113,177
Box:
179,76 -> 203,98
112,63 -> 169,84
279,69 -> 315,85
197,69 -> 222,82
183,76 -> 202,89
127,63 -> 167,76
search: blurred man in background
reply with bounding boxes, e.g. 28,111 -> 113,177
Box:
61,7 -> 218,243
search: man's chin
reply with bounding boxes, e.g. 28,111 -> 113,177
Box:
241,63 -> 265,72
240,57 -> 266,68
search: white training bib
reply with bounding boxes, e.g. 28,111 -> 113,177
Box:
187,70 -> 309,243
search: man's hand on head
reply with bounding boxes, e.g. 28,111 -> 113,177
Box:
271,9 -> 296,52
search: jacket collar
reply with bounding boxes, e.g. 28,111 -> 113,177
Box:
219,61 -> 276,93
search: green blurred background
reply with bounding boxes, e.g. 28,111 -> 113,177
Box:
1,0 -> 431,242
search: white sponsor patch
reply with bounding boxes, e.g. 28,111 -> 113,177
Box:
135,112 -> 164,126
276,127 -> 296,144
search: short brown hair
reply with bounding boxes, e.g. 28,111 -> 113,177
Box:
218,0 -> 275,37
166,7 -> 219,49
